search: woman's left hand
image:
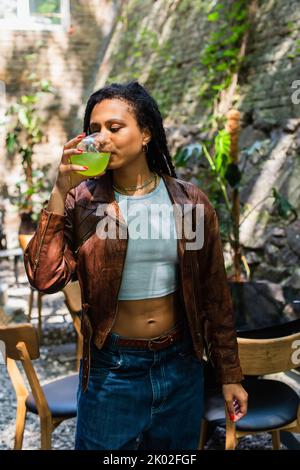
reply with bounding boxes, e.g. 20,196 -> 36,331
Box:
222,383 -> 248,422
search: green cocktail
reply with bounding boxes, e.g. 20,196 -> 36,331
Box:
70,151 -> 111,177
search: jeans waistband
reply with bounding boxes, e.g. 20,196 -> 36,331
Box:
103,319 -> 187,351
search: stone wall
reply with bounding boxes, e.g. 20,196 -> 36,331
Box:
94,0 -> 300,286
239,0 -> 300,123
95,0 -> 300,123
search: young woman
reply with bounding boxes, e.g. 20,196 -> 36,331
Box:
24,81 -> 248,450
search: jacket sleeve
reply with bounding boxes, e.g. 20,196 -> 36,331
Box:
201,204 -> 244,384
23,189 -> 77,294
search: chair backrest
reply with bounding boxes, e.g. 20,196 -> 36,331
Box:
238,331 -> 300,375
62,281 -> 82,314
62,281 -> 82,339
18,234 -> 34,252
0,323 -> 39,360
0,323 -> 50,417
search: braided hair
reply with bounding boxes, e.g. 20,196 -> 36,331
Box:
83,80 -> 177,178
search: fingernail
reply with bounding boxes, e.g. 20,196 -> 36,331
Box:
81,166 -> 89,170
76,133 -> 85,139
77,149 -> 84,153
230,414 -> 235,421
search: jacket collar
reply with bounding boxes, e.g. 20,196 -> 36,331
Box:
84,170 -> 193,228
89,169 -> 192,205
83,170 -> 195,257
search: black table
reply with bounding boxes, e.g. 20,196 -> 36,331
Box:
229,281 -> 300,336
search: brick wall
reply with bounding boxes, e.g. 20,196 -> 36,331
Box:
239,0 -> 300,122
0,0 -> 120,184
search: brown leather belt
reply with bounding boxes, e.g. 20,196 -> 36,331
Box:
105,323 -> 184,351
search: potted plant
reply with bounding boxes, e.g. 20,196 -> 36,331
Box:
174,110 -> 298,331
5,74 -> 53,237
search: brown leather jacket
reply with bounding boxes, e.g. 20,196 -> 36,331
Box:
24,171 -> 244,392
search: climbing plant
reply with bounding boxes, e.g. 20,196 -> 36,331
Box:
198,0 -> 249,108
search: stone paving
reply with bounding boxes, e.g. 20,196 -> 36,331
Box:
0,259 -> 298,450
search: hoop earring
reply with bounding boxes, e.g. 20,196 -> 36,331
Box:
142,143 -> 148,154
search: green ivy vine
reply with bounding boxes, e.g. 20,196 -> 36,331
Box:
198,0 -> 249,107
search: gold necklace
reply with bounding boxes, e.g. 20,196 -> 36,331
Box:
113,172 -> 156,193
113,173 -> 159,195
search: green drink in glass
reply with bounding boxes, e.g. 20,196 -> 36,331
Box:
70,132 -> 111,177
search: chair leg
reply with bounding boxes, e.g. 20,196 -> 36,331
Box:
14,398 -> 27,450
37,292 -> 43,341
198,419 -> 208,449
28,289 -> 34,322
14,254 -> 20,286
40,415 -> 53,450
225,409 -> 237,450
271,430 -> 281,450
76,335 -> 83,372
225,425 -> 237,450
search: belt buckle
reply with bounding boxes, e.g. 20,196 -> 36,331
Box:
148,334 -> 171,351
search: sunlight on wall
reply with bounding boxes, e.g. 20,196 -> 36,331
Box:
239,133 -> 294,247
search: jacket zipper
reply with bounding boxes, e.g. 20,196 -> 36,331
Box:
33,212 -> 52,275
189,251 -> 198,322
189,244 -> 214,365
189,250 -> 202,352
74,230 -> 94,256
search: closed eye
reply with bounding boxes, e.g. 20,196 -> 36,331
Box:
89,125 -> 121,133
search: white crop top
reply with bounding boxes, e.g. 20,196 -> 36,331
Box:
114,176 -> 179,300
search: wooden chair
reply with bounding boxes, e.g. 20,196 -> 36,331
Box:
61,281 -> 83,371
0,323 -> 78,450
18,234 -> 44,340
199,328 -> 300,450
19,232 -> 82,363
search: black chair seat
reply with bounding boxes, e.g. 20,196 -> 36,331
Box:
204,379 -> 299,432
237,319 -> 300,339
26,374 -> 79,418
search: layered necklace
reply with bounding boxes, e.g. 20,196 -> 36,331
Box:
113,172 -> 159,195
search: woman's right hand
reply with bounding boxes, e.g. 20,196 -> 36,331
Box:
54,133 -> 106,195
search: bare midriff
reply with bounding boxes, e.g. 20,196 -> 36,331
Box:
110,290 -> 185,339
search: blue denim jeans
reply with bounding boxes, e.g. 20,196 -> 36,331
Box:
74,320 -> 204,450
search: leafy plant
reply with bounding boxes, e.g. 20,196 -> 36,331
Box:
199,0 -> 249,106
5,74 -> 54,227
14,166 -> 52,223
174,129 -> 297,278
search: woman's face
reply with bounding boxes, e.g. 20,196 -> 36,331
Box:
89,98 -> 151,170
